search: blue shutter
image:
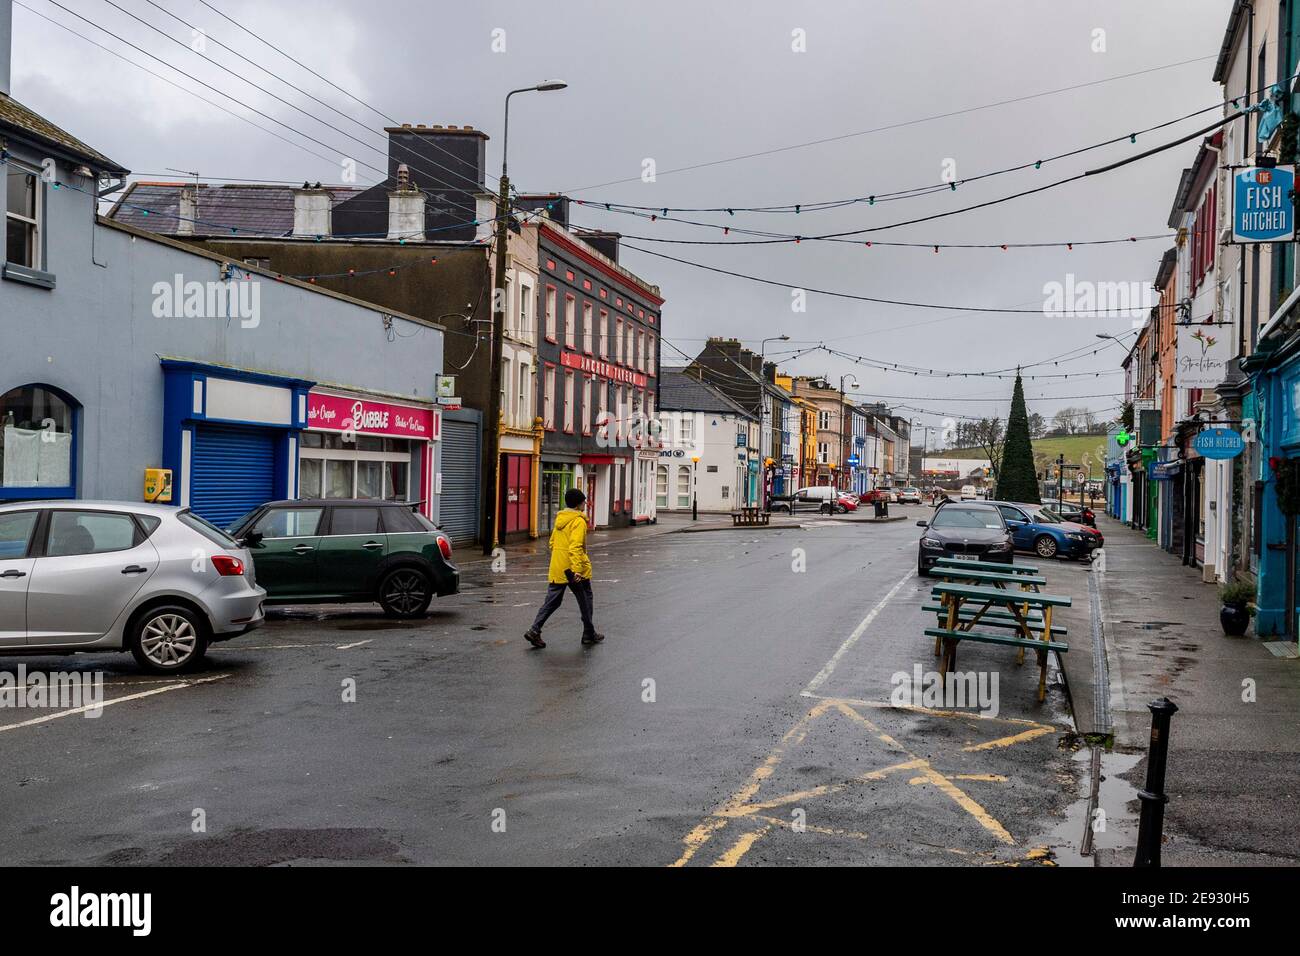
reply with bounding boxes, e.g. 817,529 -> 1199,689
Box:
191,425 -> 278,529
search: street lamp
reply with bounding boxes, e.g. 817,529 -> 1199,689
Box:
483,80 -> 568,555
839,374 -> 859,493
758,335 -> 789,507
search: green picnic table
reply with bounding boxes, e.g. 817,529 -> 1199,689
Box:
930,565 -> 1047,591
926,582 -> 1072,702
933,556 -> 1040,576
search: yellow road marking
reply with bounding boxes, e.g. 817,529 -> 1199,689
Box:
712,825 -> 771,867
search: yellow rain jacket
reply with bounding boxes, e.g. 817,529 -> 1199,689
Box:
548,508 -> 593,584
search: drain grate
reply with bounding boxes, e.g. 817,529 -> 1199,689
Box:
1264,641 -> 1300,659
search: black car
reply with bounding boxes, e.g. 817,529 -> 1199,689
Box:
916,503 -> 1014,575
1053,503 -> 1097,528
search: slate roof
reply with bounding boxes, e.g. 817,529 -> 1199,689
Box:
106,181 -> 365,237
658,368 -> 756,419
0,92 -> 126,174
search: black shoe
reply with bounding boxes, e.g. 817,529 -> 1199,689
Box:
525,629 -> 546,649
581,632 -> 605,645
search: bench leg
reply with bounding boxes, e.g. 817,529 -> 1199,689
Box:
1036,648 -> 1048,702
940,637 -> 957,679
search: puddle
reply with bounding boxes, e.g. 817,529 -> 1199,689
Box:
1047,748 -> 1143,866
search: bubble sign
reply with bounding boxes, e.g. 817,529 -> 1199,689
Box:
1231,165 -> 1296,244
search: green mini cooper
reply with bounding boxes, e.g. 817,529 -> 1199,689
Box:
227,500 -> 459,618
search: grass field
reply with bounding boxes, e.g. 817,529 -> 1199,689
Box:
941,433 -> 1112,475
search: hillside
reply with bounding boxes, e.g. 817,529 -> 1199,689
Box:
941,434 -> 1112,476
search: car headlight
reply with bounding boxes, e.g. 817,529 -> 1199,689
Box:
1067,532 -> 1085,540
986,541 -> 1011,552
921,537 -> 943,549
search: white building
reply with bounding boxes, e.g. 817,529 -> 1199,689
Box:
657,369 -> 758,512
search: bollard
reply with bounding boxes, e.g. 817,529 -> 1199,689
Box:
1133,696 -> 1178,867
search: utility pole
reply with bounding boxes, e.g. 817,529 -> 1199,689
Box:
481,81 -> 567,556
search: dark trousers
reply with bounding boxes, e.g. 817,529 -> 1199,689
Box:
530,577 -> 596,637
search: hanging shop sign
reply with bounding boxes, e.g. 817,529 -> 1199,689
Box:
1231,165 -> 1296,243
1193,427 -> 1245,460
1175,325 -> 1231,388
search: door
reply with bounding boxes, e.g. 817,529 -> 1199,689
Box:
191,424 -> 278,530
0,510 -> 39,646
243,505 -> 325,599
996,505 -> 1033,550
316,506 -> 387,598
585,473 -> 597,525
26,509 -> 159,644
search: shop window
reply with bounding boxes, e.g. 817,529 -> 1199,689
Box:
655,465 -> 668,508
583,302 -> 594,354
0,384 -> 76,497
326,460 -> 353,498
357,460 -> 383,498
300,457 -> 323,497
676,466 -> 692,508
564,295 -> 576,349
5,162 -> 42,270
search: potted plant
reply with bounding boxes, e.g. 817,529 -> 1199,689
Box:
1218,581 -> 1255,637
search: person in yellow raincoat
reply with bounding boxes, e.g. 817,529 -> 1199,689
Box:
525,487 -> 603,648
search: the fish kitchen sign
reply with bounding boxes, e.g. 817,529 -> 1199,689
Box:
1232,165 -> 1296,243
307,391 -> 440,440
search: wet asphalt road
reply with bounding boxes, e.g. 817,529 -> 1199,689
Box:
0,505 -> 1088,866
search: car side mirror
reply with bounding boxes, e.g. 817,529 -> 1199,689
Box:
241,531 -> 264,547
916,520 -> 928,527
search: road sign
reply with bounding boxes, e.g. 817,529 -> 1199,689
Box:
1232,165 -> 1296,243
1076,470 -> 1087,483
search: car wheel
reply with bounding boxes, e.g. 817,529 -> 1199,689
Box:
1034,535 -> 1059,559
837,503 -> 848,514
129,605 -> 208,674
379,567 -> 434,618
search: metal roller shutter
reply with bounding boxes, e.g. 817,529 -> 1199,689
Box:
191,424 -> 278,529
439,419 -> 480,543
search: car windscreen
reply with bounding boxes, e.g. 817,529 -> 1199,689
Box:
1035,508 -> 1065,523
930,508 -> 1003,530
178,511 -> 241,548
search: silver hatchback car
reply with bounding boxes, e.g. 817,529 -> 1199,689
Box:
0,501 -> 265,673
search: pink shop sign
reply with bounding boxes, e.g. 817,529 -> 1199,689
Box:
307,392 -> 440,441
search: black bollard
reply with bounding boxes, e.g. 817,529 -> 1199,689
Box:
1133,697 -> 1178,867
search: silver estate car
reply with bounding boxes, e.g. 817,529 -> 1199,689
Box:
0,502 -> 265,673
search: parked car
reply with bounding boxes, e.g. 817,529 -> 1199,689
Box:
0,501 -> 265,674
1052,503 -> 1097,528
227,500 -> 459,617
1040,506 -> 1104,548
992,502 -> 1096,560
896,487 -> 922,504
959,485 -> 977,500
769,486 -> 854,515
916,503 -> 1014,575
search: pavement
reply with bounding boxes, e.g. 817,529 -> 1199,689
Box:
0,502 -> 1094,866
1092,514 -> 1300,866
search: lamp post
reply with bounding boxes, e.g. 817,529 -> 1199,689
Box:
483,80 -> 567,555
839,374 -> 859,493
757,335 -> 789,507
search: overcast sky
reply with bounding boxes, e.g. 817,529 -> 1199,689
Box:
12,0 -> 1233,443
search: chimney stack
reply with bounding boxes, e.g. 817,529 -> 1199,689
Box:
387,163 -> 425,240
177,185 -> 197,237
293,182 -> 332,238
1,0 -> 13,98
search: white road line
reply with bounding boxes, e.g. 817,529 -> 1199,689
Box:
0,673 -> 231,733
336,639 -> 373,650
803,569 -> 914,696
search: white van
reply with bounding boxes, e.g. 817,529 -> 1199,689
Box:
960,485 -> 977,500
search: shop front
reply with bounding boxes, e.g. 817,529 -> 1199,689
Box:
540,458 -> 577,533
302,389 -> 440,517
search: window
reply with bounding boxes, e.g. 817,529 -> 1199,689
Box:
615,318 -> 624,364
680,415 -> 695,443
5,162 -> 41,270
563,370 -> 575,433
655,465 -> 668,508
637,331 -> 646,371
46,511 -> 138,557
564,294 -> 576,349
544,286 -> 557,341
0,385 -> 76,495
597,380 -> 607,432
818,442 -> 829,463
517,361 -> 533,425
253,507 -> 323,538
583,302 -> 594,353
544,366 -> 556,429
582,376 -> 593,434
0,510 -> 38,559
501,355 -> 513,425
647,333 -> 656,376
599,310 -> 609,357
517,274 -> 534,339
676,466 -> 692,508
178,512 -> 239,548
329,507 -> 381,535
625,323 -> 635,365
818,410 -> 831,430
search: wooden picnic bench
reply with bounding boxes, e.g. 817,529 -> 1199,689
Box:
927,582 -> 1072,702
930,566 -> 1047,591
933,557 -> 1041,576
731,506 -> 770,527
